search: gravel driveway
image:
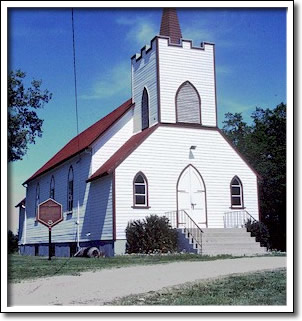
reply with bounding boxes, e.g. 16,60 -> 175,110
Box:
9,256 -> 286,306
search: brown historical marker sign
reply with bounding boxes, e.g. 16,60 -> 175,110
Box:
38,199 -> 63,229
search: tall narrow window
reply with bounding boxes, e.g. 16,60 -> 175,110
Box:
141,88 -> 149,130
35,183 -> 40,216
176,81 -> 201,124
50,175 -> 55,199
133,172 -> 148,207
231,176 -> 244,208
67,166 -> 74,212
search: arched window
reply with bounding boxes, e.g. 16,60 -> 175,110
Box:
176,81 -> 201,124
50,175 -> 55,199
231,176 -> 244,208
35,183 -> 40,216
133,172 -> 148,207
67,166 -> 74,212
141,88 -> 149,130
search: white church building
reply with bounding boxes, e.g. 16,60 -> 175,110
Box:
17,9 -> 264,257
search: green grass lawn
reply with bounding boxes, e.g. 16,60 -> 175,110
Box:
108,269 -> 286,306
8,253 -> 236,283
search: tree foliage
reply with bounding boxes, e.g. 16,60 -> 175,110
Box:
8,230 -> 19,254
222,103 -> 286,251
8,70 -> 52,162
245,219 -> 270,249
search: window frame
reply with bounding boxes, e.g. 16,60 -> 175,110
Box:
35,183 -> 40,221
67,166 -> 74,213
50,175 -> 55,199
132,172 -> 150,208
175,81 -> 202,124
230,176 -> 245,209
141,87 -> 150,131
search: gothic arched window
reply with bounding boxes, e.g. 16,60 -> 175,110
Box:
35,183 -> 40,216
50,175 -> 55,199
231,176 -> 244,208
176,81 -> 201,124
133,172 -> 148,207
141,88 -> 149,130
67,166 -> 74,212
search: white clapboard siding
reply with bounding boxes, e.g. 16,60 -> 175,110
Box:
115,126 -> 258,239
158,39 -> 216,127
132,40 -> 158,133
176,82 -> 200,123
24,152 -> 113,244
91,108 -> 133,174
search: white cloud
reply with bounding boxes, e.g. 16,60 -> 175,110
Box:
115,16 -> 134,26
219,98 -> 253,113
182,27 -> 214,45
133,22 -> 156,45
80,63 -> 131,100
116,16 -> 157,46
216,65 -> 232,75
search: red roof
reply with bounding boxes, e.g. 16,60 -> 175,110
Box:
15,198 -> 26,208
87,124 -> 159,182
24,99 -> 133,184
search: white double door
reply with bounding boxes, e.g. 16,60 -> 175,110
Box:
177,165 -> 207,228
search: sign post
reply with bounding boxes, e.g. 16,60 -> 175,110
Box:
37,199 -> 63,260
49,228 -> 51,261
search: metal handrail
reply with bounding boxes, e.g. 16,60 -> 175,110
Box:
164,210 -> 203,253
244,210 -> 258,222
223,210 -> 258,228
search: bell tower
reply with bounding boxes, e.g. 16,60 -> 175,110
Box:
131,8 -> 217,133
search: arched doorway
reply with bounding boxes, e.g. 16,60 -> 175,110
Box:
177,165 -> 207,228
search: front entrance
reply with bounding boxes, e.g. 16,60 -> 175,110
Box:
177,165 -> 207,228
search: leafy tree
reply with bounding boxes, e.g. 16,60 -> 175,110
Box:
8,70 -> 52,162
222,112 -> 250,154
222,103 -> 286,251
8,230 -> 19,254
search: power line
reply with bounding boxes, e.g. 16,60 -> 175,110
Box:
71,8 -> 80,143
71,8 -> 81,252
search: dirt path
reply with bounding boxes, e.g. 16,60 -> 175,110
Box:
9,256 -> 286,306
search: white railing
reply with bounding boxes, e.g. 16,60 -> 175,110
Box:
223,210 -> 257,228
164,210 -> 203,252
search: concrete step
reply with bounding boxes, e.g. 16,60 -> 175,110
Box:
176,229 -> 198,254
202,228 -> 249,233
202,231 -> 251,237
177,227 -> 267,256
202,237 -> 257,244
202,243 -> 265,250
200,248 -> 267,256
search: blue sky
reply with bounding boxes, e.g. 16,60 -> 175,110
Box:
7,7 -> 286,232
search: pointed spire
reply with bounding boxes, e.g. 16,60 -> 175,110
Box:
159,8 -> 182,44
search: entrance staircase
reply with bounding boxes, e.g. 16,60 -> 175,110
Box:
164,210 -> 267,256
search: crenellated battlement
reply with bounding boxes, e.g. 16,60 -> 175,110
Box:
131,36 -> 157,63
157,35 -> 215,50
131,35 -> 215,63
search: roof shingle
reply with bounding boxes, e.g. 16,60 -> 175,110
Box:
160,8 -> 182,44
24,99 -> 133,184
87,124 -> 158,182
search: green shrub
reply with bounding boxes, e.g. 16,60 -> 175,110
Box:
245,219 -> 270,249
126,215 -> 178,254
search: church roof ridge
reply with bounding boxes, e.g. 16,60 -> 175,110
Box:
23,99 -> 134,185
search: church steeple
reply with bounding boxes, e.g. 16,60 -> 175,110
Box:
159,8 -> 182,44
